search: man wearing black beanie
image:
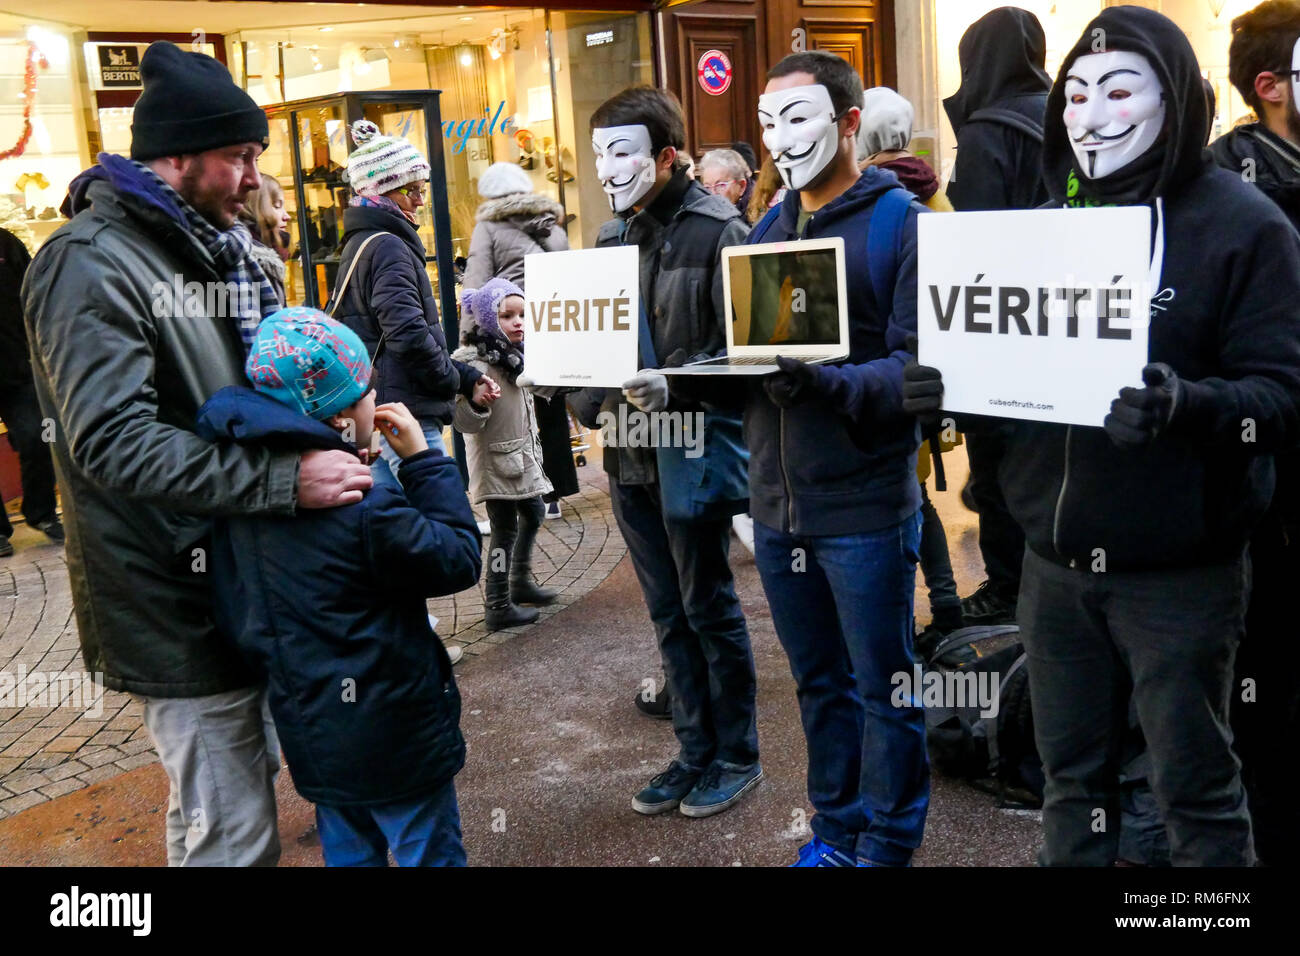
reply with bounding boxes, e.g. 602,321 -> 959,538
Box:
23,42 -> 374,866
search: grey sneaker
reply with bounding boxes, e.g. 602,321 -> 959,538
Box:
34,518 -> 65,543
0,535 -> 12,557
679,761 -> 763,818
631,761 -> 701,815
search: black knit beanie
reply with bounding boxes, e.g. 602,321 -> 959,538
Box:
130,42 -> 269,161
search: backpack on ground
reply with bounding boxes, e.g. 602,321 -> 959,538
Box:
921,624 -> 1044,807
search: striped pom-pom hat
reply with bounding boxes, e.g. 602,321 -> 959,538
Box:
345,120 -> 431,197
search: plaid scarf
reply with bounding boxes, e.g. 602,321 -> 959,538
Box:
130,160 -> 280,349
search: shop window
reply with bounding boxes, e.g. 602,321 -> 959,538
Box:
0,29 -> 81,253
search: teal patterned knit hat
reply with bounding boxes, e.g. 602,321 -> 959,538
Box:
346,120 -> 431,197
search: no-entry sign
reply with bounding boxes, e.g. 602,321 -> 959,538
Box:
697,50 -> 732,96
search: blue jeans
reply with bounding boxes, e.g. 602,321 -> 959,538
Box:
380,418 -> 447,478
753,511 -> 929,865
316,780 -> 466,867
610,480 -> 759,771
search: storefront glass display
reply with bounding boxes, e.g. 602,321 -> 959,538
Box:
264,91 -> 455,343
231,8 -> 654,256
0,24 -> 85,254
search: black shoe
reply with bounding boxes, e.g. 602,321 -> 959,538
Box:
510,567 -> 558,606
0,535 -> 12,557
960,580 -> 1017,626
485,600 -> 539,630
484,566 -> 539,630
34,518 -> 65,543
634,684 -> 672,719
632,760 -> 700,815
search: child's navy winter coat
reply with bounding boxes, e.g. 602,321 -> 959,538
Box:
196,386 -> 482,806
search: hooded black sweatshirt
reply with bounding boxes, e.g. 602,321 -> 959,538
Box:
991,5 -> 1300,572
944,6 -> 1051,211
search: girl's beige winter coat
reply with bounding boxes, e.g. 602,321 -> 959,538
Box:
452,346 -> 553,503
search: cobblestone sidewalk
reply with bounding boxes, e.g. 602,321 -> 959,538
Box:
0,471 -> 625,820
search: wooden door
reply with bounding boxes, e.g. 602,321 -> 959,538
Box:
674,15 -> 759,156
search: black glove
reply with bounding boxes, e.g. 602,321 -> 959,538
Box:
1104,362 -> 1180,447
764,355 -> 821,409
901,333 -> 944,433
663,348 -> 688,369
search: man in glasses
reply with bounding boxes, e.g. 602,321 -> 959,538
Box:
1211,0 -> 1300,231
1208,0 -> 1300,867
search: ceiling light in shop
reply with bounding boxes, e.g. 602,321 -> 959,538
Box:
319,27 -> 333,32
459,47 -> 473,67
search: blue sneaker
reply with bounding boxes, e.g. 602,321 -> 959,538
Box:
678,761 -> 763,818
792,836 -> 858,867
632,761 -> 701,815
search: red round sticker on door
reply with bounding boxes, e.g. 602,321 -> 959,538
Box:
697,50 -> 732,96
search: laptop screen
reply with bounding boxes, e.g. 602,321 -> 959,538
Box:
727,246 -> 844,347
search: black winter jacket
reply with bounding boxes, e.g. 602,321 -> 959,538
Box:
572,170 -> 750,484
23,175 -> 299,697
1209,123 -> 1300,234
199,387 -> 481,806
334,206 -> 479,424
0,227 -> 31,383
992,6 -> 1300,572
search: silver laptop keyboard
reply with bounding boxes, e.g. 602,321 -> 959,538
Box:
693,355 -> 779,366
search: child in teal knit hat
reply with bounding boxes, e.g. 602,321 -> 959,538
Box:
197,305 -> 483,866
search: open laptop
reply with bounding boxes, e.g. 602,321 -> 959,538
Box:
661,237 -> 850,375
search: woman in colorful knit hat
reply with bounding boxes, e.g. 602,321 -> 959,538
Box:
333,120 -> 500,479
452,277 -> 555,631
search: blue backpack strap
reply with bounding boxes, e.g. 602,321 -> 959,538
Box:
749,204 -> 781,244
866,187 -> 913,320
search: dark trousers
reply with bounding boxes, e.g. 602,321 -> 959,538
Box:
0,380 -> 57,536
1019,547 -> 1253,866
918,481 -> 960,616
535,395 -> 579,500
1234,514 -> 1300,865
965,430 -> 1024,600
609,480 -> 758,771
485,496 -> 545,571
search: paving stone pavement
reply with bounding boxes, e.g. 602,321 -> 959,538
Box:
0,464 -> 625,820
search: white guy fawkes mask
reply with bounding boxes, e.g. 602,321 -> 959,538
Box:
1291,36 -> 1300,118
592,124 -> 657,213
1063,50 -> 1165,179
758,84 -> 842,191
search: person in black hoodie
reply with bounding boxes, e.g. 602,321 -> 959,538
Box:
1209,0 -> 1300,866
905,6 -> 1300,866
942,6 -> 1053,631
